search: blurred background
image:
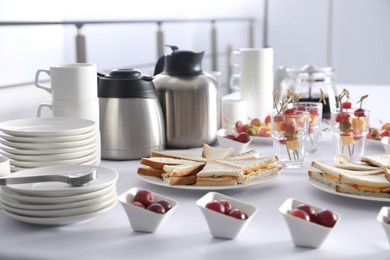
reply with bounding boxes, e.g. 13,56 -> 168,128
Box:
1,0 -> 389,91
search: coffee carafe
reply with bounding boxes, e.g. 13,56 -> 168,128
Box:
98,69 -> 165,160
153,45 -> 221,148
275,65 -> 337,119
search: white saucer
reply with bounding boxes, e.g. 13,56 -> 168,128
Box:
0,135 -> 97,150
0,128 -> 97,143
4,165 -> 118,197
0,187 -> 116,211
10,151 -> 97,168
0,146 -> 96,162
1,184 -> 116,204
2,193 -> 117,218
2,199 -> 117,225
0,117 -> 96,137
0,142 -> 97,155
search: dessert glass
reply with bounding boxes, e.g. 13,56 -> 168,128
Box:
331,108 -> 370,163
270,110 -> 309,169
292,102 -> 323,154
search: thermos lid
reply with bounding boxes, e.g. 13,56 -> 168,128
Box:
98,69 -> 158,98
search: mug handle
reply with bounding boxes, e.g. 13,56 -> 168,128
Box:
37,103 -> 53,117
229,73 -> 240,92
34,69 -> 52,94
230,50 -> 240,68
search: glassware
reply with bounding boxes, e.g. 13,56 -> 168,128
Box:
271,110 -> 309,169
331,107 -> 370,162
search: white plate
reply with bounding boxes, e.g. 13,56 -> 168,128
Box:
0,187 -> 116,210
308,178 -> 390,202
1,193 -> 117,217
0,117 -> 96,137
0,146 -> 96,162
4,165 -> 118,197
251,136 -> 273,144
1,199 -> 117,226
0,128 -> 97,143
0,135 -> 97,150
9,151 -> 97,168
0,142 -> 97,155
1,184 -> 116,204
137,173 -> 278,190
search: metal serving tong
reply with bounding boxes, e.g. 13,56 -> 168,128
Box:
0,168 -> 97,187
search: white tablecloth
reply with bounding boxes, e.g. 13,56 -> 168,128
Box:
0,131 -> 388,260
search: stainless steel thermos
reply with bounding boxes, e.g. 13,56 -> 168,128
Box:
153,46 -> 221,148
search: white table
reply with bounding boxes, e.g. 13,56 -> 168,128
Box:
0,132 -> 388,260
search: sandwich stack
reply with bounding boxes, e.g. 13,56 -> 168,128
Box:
308,154 -> 390,198
137,144 -> 281,186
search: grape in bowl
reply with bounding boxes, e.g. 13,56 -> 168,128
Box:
196,191 -> 258,239
216,129 -> 252,154
118,187 -> 178,233
279,198 -> 340,248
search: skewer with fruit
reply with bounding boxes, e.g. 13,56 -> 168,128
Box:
334,89 -> 368,157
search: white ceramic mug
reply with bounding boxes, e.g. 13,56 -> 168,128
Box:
34,63 -> 97,101
222,99 -> 247,129
0,155 -> 10,177
37,98 -> 100,125
229,48 -> 274,121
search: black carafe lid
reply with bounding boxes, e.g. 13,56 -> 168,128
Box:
98,69 -> 157,98
154,45 -> 204,76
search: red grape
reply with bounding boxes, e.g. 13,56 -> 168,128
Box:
156,200 -> 172,211
354,108 -> 366,117
342,101 -> 352,109
236,133 -> 250,143
132,201 -> 145,208
290,209 -> 310,221
309,107 -> 319,116
220,200 -> 232,213
284,108 -> 296,115
235,120 -> 247,133
251,118 -> 261,126
134,190 -> 155,207
264,115 -> 271,125
225,134 -> 236,140
205,201 -> 226,214
315,209 -> 337,227
147,203 -> 166,214
335,112 -> 350,123
281,121 -> 295,133
297,204 -> 316,222
227,209 -> 248,220
273,114 -> 284,122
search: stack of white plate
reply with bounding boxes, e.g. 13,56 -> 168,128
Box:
0,117 -> 101,171
0,165 -> 118,225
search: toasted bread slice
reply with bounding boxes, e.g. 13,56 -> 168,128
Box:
335,154 -> 380,171
162,173 -> 198,185
163,162 -> 205,177
361,154 -> 390,168
140,157 -> 200,170
226,149 -> 260,160
202,143 -> 234,159
150,150 -> 205,162
195,176 -> 238,186
335,183 -> 390,198
137,166 -> 164,177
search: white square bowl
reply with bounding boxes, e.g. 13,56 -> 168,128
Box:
118,187 -> 178,233
279,198 -> 340,248
377,206 -> 390,246
216,129 -> 252,154
381,137 -> 390,154
196,191 -> 258,239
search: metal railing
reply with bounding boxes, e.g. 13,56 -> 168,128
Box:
0,18 -> 254,68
